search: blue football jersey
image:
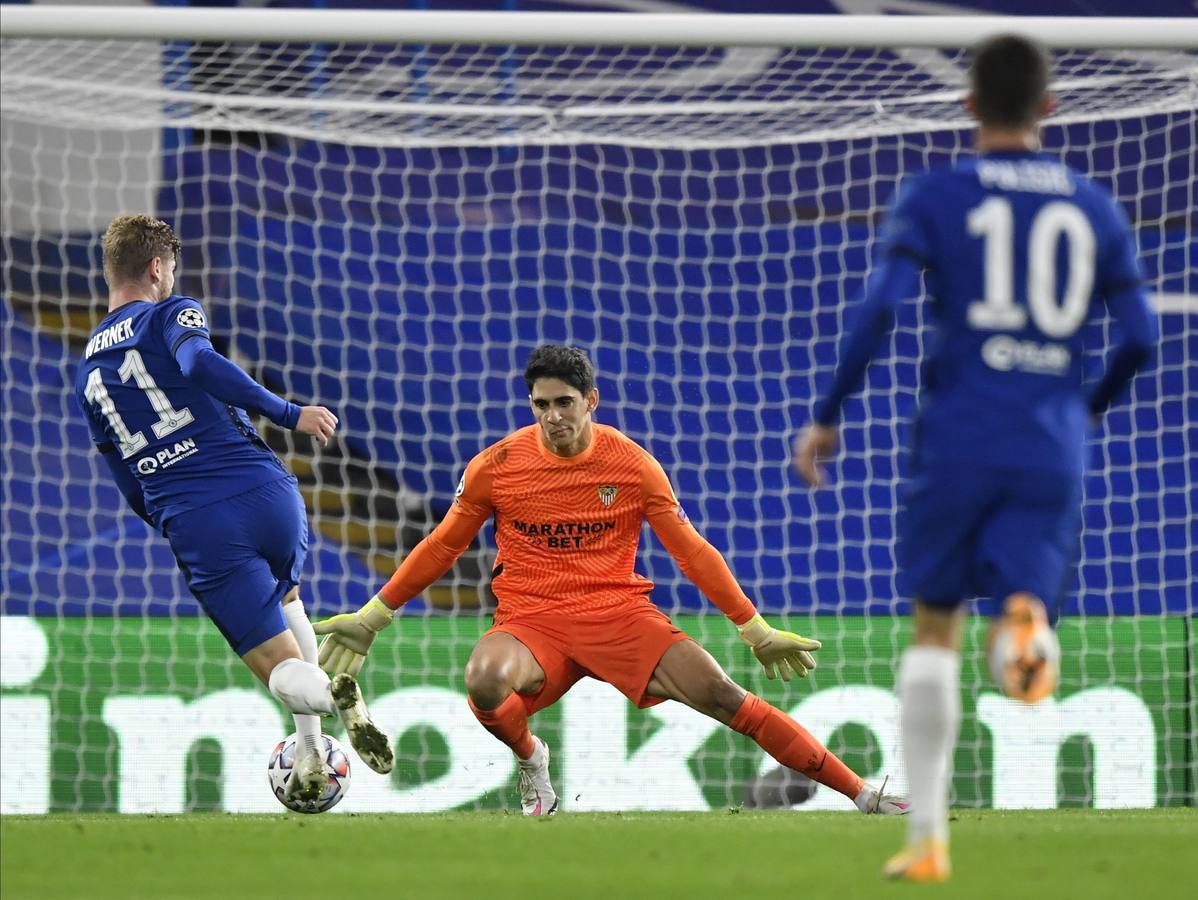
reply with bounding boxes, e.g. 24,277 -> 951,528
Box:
882,149 -> 1148,474
75,295 -> 290,526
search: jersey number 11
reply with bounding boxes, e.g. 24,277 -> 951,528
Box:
85,349 -> 195,458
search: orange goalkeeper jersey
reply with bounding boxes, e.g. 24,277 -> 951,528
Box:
377,423 -> 756,624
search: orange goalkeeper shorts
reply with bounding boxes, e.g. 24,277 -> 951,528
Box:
486,599 -> 691,715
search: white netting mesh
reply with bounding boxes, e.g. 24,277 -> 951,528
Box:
2,39 -> 1195,145
1,33 -> 1193,814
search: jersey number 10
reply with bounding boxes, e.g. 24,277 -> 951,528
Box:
966,197 -> 1096,339
85,349 -> 195,458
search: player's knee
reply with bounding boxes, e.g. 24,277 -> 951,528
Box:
464,654 -> 516,706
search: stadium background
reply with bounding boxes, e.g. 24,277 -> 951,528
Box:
0,0 -> 1193,815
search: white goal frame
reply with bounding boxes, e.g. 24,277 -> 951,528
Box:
2,8 -> 1197,49
1,7 -> 1193,815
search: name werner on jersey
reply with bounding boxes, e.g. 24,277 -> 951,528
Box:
85,318 -> 135,359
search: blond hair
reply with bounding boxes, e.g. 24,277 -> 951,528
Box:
102,215 -> 181,286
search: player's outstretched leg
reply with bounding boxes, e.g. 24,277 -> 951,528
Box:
468,694 -> 558,816
249,629 -> 394,778
728,692 -> 909,815
281,593 -> 331,808
988,592 -> 1059,703
331,673 -> 395,775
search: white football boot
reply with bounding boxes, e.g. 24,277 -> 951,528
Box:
517,736 -> 558,817
330,673 -> 395,774
285,746 -> 326,809
855,777 -> 911,815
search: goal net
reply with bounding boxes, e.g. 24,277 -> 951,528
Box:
1,10 -> 1193,814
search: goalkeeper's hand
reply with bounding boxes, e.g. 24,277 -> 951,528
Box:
312,595 -> 394,677
737,614 -> 821,681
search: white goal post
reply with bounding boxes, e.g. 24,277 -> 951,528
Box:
1,8 -> 1194,816
4,8 -> 1198,47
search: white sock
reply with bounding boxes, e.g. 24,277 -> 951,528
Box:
282,600 -> 323,754
268,657 -> 335,717
283,597 -> 320,664
898,645 -> 961,845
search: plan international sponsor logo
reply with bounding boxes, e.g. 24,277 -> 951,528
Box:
136,439 -> 199,475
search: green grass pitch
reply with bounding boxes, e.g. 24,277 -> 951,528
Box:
3,809 -> 1195,899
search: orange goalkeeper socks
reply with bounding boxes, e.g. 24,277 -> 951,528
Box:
729,692 -> 864,799
469,692 -> 537,761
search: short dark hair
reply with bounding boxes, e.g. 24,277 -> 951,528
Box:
970,34 -> 1051,130
524,345 -> 596,395
102,214 -> 182,286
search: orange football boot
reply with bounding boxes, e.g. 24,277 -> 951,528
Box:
883,839 -> 951,883
989,594 -> 1059,703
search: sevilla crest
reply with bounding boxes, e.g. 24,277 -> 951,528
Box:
597,485 -> 618,507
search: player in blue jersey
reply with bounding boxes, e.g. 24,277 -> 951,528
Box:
75,215 -> 394,808
793,36 -> 1157,881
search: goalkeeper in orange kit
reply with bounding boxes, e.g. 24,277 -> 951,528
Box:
316,345 -> 908,817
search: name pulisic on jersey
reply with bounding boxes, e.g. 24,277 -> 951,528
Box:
976,159 -> 1074,195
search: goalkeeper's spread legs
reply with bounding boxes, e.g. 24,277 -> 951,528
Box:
647,640 -> 908,813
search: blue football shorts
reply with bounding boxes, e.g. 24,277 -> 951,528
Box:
896,460 -> 1083,613
164,476 -> 309,655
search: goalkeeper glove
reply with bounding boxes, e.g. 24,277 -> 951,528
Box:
737,614 -> 821,681
312,595 -> 394,677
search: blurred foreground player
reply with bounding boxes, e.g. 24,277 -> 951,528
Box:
76,215 -> 394,809
794,36 -> 1157,881
317,345 -> 909,817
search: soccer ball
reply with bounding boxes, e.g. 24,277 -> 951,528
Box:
267,732 -> 351,814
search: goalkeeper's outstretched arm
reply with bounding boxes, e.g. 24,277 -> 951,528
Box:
640,453 -> 820,680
